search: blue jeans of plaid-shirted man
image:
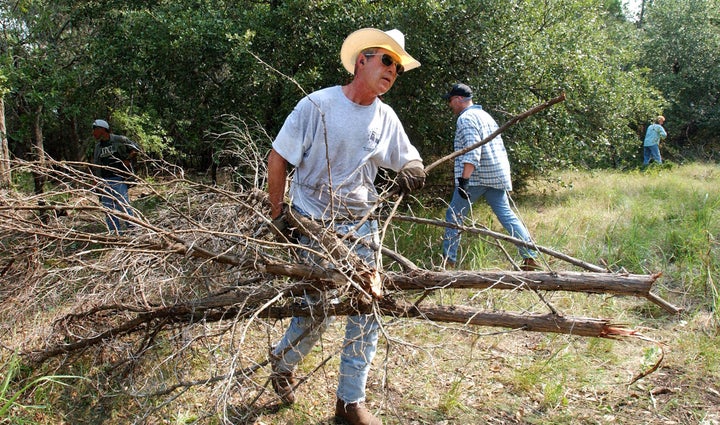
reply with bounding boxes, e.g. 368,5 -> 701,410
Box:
442,184 -> 536,264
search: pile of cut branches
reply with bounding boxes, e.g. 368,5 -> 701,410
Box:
0,121 -> 674,422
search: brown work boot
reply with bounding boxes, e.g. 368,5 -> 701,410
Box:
335,398 -> 381,425
520,257 -> 541,271
269,363 -> 296,404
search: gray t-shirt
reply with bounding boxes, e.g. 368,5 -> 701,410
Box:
273,85 -> 421,220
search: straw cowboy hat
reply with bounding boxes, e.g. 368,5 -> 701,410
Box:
340,28 -> 421,75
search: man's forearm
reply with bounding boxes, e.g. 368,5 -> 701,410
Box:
267,149 -> 288,219
462,162 -> 475,179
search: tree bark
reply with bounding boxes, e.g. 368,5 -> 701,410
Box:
0,97 -> 10,188
25,293 -> 640,365
383,300 -> 637,339
122,232 -> 664,302
386,269 -> 660,297
132,211 -> 676,312
32,106 -> 46,195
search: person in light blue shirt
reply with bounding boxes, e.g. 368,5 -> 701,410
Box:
643,115 -> 667,165
440,83 -> 539,271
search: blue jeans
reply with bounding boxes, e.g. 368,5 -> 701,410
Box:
442,185 -> 536,263
643,145 -> 662,165
272,216 -> 380,404
100,176 -> 133,234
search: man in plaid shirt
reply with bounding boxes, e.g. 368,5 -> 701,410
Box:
440,83 -> 540,270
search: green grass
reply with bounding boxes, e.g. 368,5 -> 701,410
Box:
398,163 -> 720,312
0,351 -> 85,423
365,163 -> 720,424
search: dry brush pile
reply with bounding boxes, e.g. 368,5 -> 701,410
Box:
0,126 -> 675,422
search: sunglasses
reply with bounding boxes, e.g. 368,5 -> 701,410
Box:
364,53 -> 404,75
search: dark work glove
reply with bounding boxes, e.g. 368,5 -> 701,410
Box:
457,177 -> 470,200
397,160 -> 426,194
270,204 -> 300,243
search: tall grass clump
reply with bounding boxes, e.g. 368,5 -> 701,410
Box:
0,351 -> 85,423
560,165 -> 717,311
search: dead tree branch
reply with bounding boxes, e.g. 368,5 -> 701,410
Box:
0,133 -> 672,422
26,286 -> 647,365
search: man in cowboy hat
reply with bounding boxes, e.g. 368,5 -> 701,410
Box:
266,28 -> 425,425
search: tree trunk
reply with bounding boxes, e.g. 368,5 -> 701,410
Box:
24,292 -> 640,365
32,107 -> 46,195
386,269 -> 660,297
0,97 -> 10,188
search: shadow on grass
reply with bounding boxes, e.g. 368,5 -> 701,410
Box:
227,402 -> 282,423
227,401 -> 337,424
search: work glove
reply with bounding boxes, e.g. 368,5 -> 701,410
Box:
457,177 -> 470,200
270,204 -> 301,244
397,160 -> 426,194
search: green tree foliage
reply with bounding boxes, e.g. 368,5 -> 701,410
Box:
1,0 -> 687,182
1,1 -> 120,163
639,0 -> 720,157
85,0 -> 244,166
378,0 -> 665,179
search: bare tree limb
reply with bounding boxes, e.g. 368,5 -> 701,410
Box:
385,269 -> 661,297
26,290 -> 649,365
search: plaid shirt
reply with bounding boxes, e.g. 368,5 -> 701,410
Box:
453,105 -> 512,191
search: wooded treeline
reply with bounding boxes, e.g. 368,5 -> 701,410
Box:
1,0 -> 719,188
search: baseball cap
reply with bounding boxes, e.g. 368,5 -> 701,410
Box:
441,83 -> 473,100
92,119 -> 109,130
